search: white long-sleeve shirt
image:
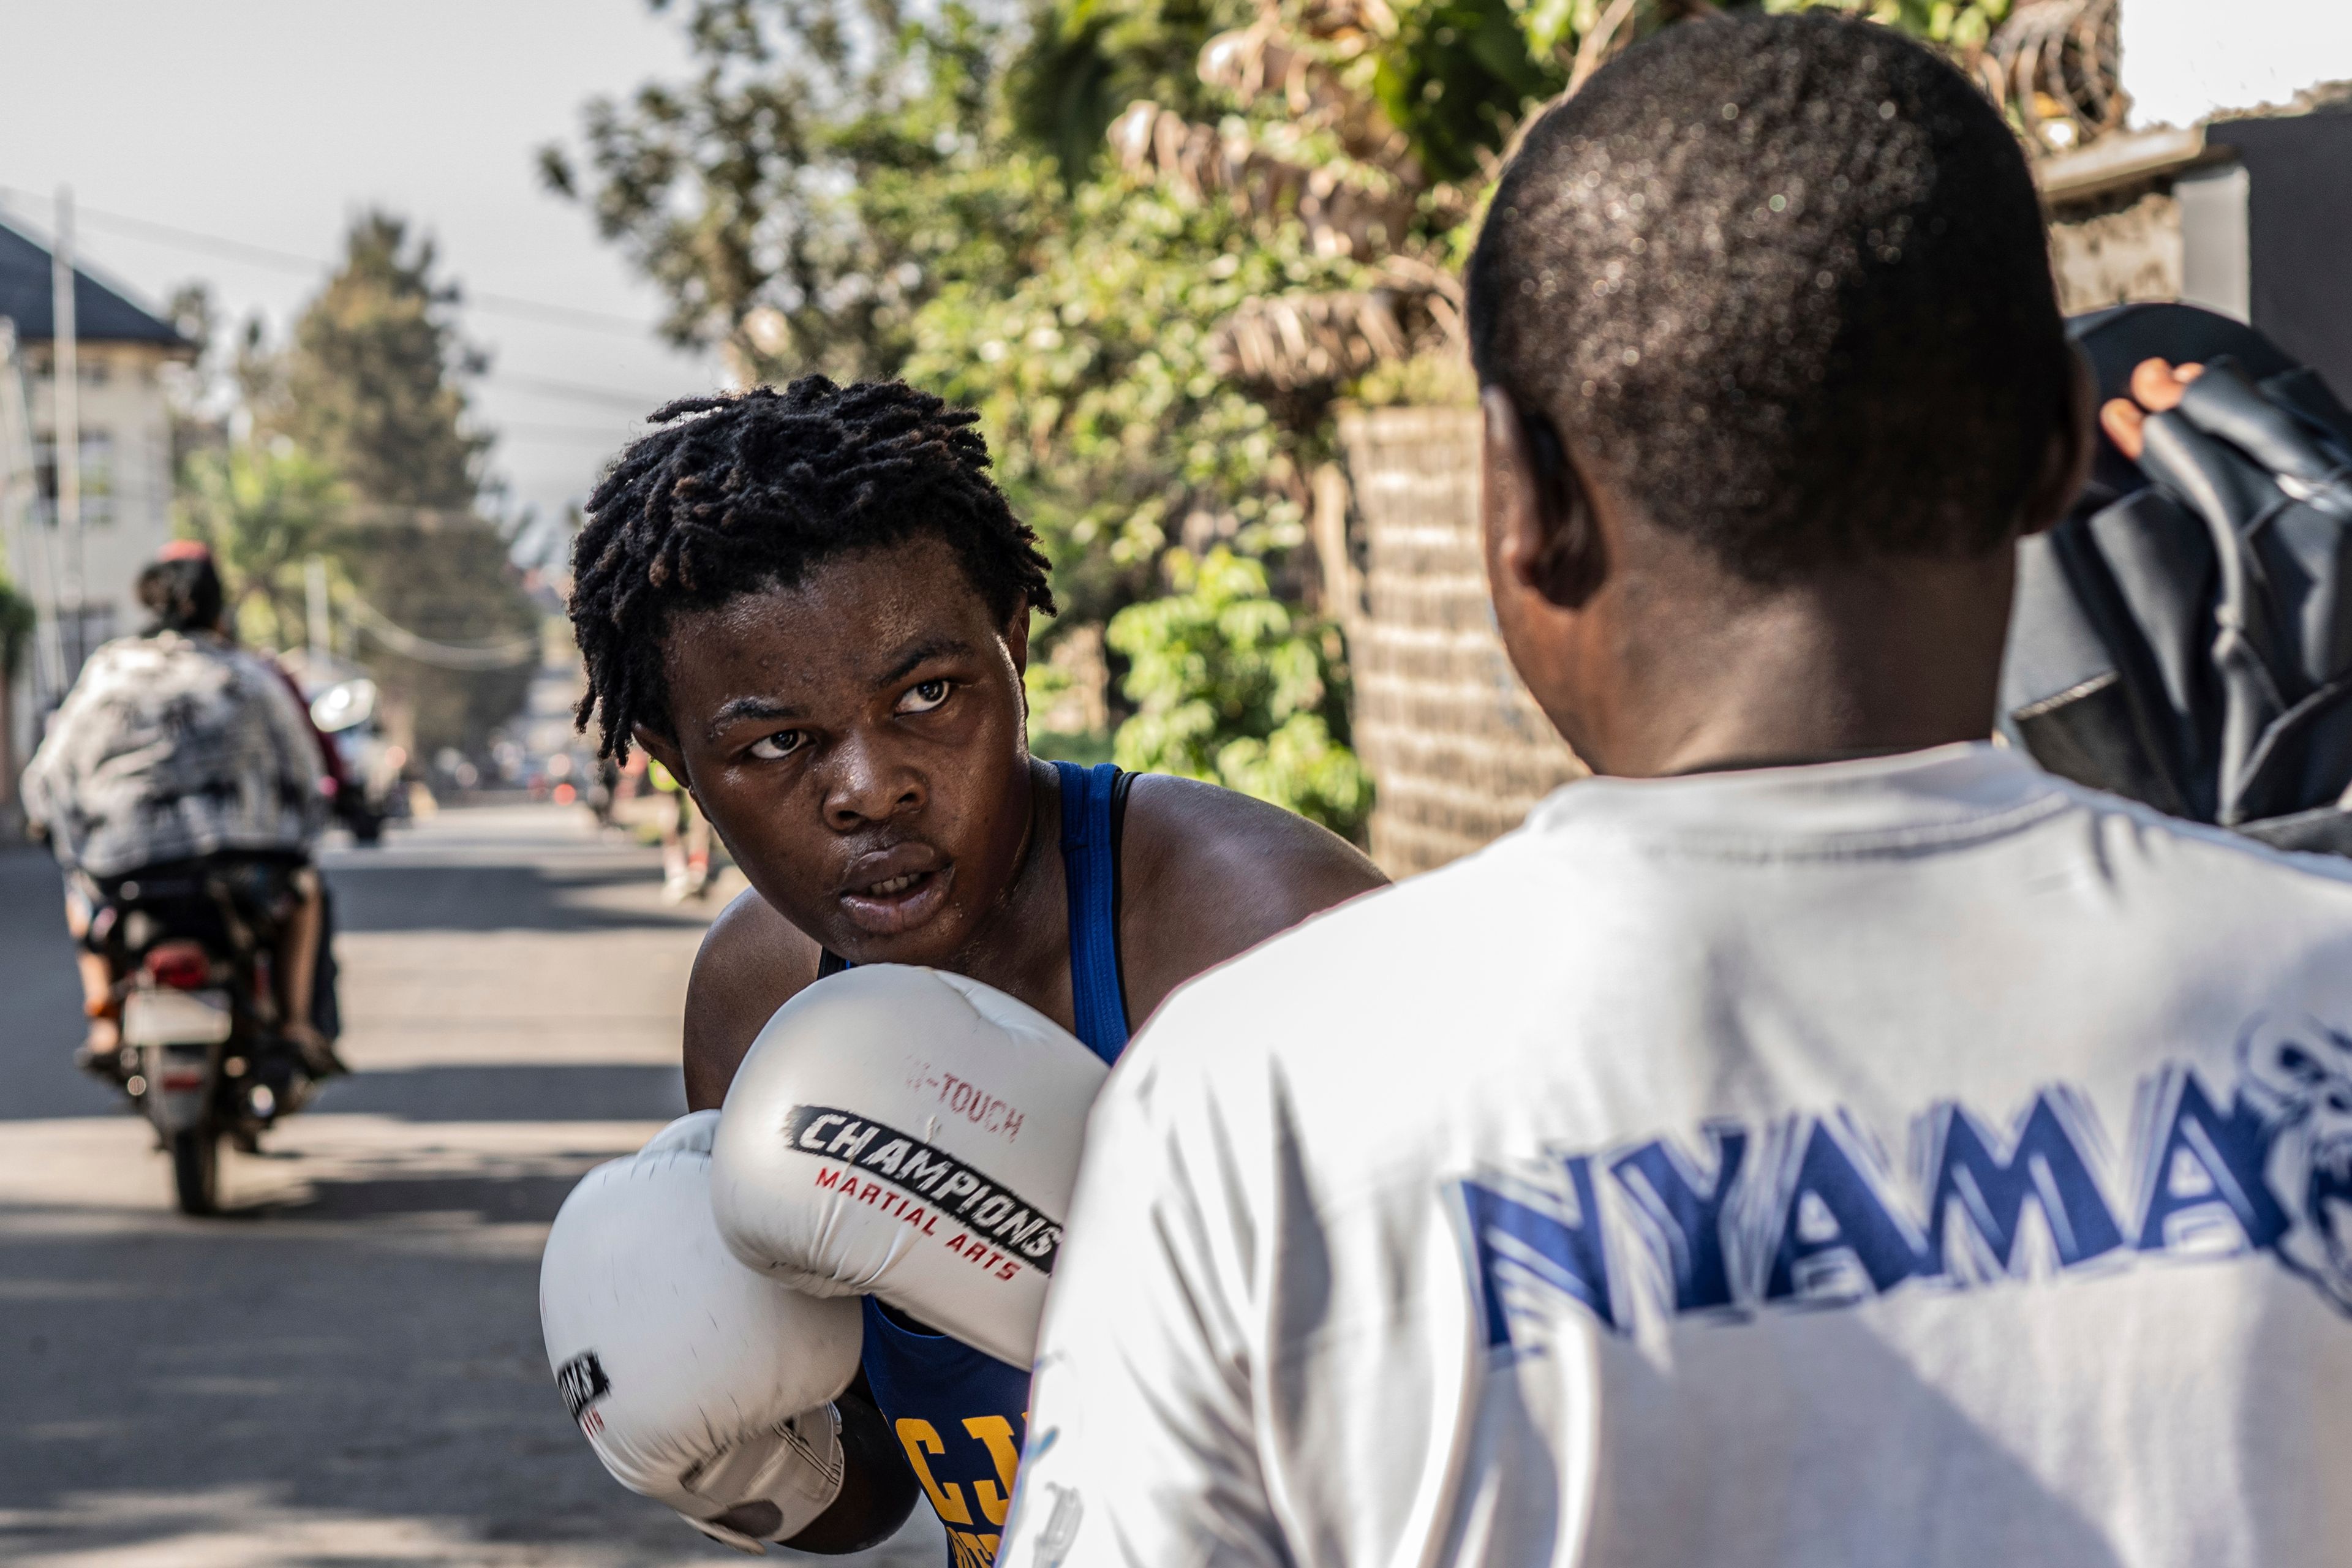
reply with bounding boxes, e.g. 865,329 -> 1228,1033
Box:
1005,745 -> 2352,1568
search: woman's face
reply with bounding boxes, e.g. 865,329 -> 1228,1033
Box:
638,533 -> 1035,967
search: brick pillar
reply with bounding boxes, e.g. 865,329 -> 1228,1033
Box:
1338,406 -> 1585,878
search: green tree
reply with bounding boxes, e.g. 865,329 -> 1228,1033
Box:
1764,0 -> 2011,54
264,214 -> 486,508
260,213 -> 538,755
1005,0 -> 1251,177
905,0 -> 1499,831
1107,548 -> 1368,834
540,0 -> 1065,385
558,0 -> 2020,836
905,175 -> 1360,625
551,0 -> 1530,834
176,438 -> 347,652
0,569 -> 31,815
0,572 -> 33,674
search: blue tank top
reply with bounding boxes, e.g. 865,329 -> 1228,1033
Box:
845,761 -> 1130,1568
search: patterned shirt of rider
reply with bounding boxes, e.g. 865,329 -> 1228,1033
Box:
21,631 -> 326,878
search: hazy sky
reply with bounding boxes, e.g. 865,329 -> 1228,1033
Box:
0,1 -> 723,540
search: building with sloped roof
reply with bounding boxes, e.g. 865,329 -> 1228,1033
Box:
0,216 -> 194,790
0,222 -> 190,349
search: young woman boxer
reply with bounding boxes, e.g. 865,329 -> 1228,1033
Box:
545,378 -> 1384,1562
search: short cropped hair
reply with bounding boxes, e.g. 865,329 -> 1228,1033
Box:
1465,13 -> 2070,580
569,377 -> 1055,758
138,554 -> 224,635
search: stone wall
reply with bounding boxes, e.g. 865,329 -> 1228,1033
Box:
1335,405 -> 1584,877
2048,189 -> 2184,314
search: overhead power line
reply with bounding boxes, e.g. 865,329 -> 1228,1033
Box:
0,189 -> 711,416
344,590 -> 541,670
495,374 -> 666,412
0,186 -> 663,337
341,502 -> 495,530
498,421 -> 646,440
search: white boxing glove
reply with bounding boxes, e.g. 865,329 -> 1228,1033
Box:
540,1110 -> 866,1554
710,966 -> 1109,1370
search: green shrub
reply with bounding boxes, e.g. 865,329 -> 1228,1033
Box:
1107,548 -> 1370,836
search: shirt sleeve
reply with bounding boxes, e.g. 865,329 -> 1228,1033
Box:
246,652 -> 330,842
17,707 -> 67,837
18,647 -> 112,842
1001,1006 -> 1290,1568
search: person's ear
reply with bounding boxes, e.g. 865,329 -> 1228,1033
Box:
1005,607 -> 1031,680
2022,347 -> 2099,537
1482,386 -> 1605,608
631,724 -> 690,789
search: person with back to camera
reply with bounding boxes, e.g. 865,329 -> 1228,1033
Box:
534,379 -> 1385,1561
1002,13 -> 2352,1568
22,544 -> 336,1078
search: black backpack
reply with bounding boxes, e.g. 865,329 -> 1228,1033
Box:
1999,304 -> 2352,852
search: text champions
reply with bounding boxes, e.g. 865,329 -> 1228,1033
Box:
785,1104 -> 1064,1274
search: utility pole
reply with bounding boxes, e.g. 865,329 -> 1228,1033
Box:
0,315 -> 69,799
0,318 -> 66,704
50,185 -> 83,676
306,554 -> 331,667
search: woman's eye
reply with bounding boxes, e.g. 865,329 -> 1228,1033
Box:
899,679 -> 951,715
747,730 -> 805,761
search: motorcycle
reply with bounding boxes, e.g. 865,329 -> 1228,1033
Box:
309,677 -> 400,845
85,858 -> 328,1215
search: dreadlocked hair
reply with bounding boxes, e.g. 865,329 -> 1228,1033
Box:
568,376 -> 1056,760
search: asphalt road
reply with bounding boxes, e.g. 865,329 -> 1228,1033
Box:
0,802 -> 946,1567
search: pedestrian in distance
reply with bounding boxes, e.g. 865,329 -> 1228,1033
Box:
1003,13 -> 2352,1568
541,377 -> 1385,1560
645,752 -> 713,903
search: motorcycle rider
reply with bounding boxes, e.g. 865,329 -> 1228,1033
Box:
21,544 -> 337,1076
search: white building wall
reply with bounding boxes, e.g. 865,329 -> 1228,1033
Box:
2125,0 -> 2352,129
22,340 -> 176,657
5,341 -> 175,800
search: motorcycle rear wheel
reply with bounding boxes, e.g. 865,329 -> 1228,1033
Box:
170,1126 -> 221,1215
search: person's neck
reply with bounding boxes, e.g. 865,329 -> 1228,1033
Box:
938,756 -> 1069,995
1562,556 -> 2013,779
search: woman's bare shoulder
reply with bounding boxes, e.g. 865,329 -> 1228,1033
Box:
683,885 -> 824,1109
1115,773 -> 1387,1021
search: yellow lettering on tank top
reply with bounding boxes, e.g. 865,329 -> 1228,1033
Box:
961,1415 -> 1022,1525
894,1417 -> 974,1526
950,1527 -> 1002,1567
